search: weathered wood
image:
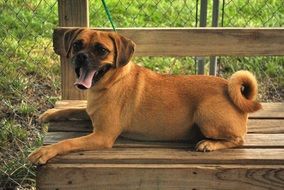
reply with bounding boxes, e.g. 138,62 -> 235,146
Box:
37,164 -> 284,190
248,119 -> 284,133
54,27 -> 284,57
249,103 -> 284,119
47,119 -> 284,134
44,132 -> 284,149
39,101 -> 284,190
48,120 -> 92,132
54,100 -> 87,108
58,0 -> 89,99
49,148 -> 284,165
58,0 -> 89,27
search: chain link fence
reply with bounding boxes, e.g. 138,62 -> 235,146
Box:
0,0 -> 59,189
0,0 -> 283,189
89,0 -> 283,101
219,0 -> 284,101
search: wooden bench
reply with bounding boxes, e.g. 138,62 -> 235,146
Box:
36,27 -> 284,189
38,101 -> 284,189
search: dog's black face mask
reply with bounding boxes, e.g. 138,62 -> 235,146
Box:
64,29 -> 135,90
70,37 -> 114,90
71,42 -> 112,90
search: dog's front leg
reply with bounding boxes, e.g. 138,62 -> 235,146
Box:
28,131 -> 118,164
39,107 -> 89,122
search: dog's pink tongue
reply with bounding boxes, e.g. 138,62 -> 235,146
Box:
74,68 -> 97,89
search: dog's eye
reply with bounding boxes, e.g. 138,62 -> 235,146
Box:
94,45 -> 109,56
73,40 -> 83,52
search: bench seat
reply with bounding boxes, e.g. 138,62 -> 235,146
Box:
37,101 -> 284,190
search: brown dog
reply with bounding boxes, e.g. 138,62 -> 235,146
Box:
28,28 -> 262,164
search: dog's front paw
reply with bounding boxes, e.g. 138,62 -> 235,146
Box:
28,145 -> 58,165
38,109 -> 58,123
195,140 -> 216,152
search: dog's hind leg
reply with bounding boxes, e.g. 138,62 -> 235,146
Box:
193,100 -> 247,152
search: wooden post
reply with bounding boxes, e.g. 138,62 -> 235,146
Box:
197,0 -> 208,75
209,0 -> 219,76
58,0 -> 89,100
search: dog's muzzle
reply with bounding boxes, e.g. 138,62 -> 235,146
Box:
74,64 -> 112,90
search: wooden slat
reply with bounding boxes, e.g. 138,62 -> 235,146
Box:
44,132 -> 284,149
47,119 -> 284,134
58,0 -> 89,100
249,102 -> 284,119
54,27 -> 284,56
49,101 -> 284,120
248,119 -> 284,133
37,164 -> 284,190
54,100 -> 87,108
58,0 -> 89,27
49,148 -> 284,165
48,120 -> 92,132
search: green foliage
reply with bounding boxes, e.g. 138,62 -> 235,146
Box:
90,0 -> 197,27
221,0 -> 284,27
0,0 -> 59,188
0,118 -> 43,188
0,119 -> 28,146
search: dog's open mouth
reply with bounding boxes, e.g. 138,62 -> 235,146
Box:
74,64 -> 112,90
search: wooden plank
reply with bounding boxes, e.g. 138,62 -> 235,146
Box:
37,164 -> 284,190
44,132 -> 284,148
49,101 -> 284,120
49,148 -> 284,165
58,0 -> 89,100
54,100 -> 87,108
248,119 -> 284,134
54,27 -> 284,57
48,120 -> 93,132
249,102 -> 284,119
47,119 -> 284,134
58,0 -> 89,27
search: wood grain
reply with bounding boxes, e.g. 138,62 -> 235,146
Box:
48,120 -> 93,132
249,103 -> 284,119
44,132 -> 284,148
49,148 -> 284,165
37,164 -> 284,190
54,100 -> 87,108
58,0 -> 89,99
247,119 -> 284,134
54,27 -> 284,57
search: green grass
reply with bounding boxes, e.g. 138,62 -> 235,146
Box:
0,0 -> 283,189
0,0 -> 60,188
0,118 -> 43,189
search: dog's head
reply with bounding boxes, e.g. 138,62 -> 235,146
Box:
63,28 -> 135,90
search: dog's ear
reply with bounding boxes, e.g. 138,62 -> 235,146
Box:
63,28 -> 84,58
108,32 -> 136,67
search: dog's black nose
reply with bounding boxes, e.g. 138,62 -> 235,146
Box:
77,53 -> 88,62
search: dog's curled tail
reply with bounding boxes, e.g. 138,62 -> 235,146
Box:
228,70 -> 262,113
